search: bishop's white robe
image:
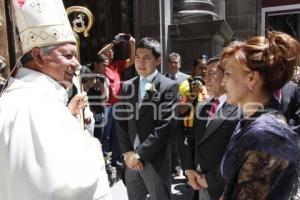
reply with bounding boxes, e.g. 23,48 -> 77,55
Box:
0,68 -> 111,200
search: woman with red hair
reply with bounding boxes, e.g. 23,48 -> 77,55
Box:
220,31 -> 300,200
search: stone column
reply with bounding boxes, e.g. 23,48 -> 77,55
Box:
173,0 -> 218,24
212,0 -> 225,19
168,0 -> 233,74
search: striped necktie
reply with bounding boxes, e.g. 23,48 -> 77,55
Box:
208,98 -> 220,118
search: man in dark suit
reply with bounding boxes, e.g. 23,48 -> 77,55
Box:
165,52 -> 190,85
183,58 -> 240,200
276,81 -> 300,135
115,37 -> 178,199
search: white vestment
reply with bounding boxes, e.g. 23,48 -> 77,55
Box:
0,68 -> 111,200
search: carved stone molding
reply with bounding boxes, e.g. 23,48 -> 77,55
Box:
173,0 -> 218,23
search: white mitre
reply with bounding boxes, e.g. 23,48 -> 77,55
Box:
13,0 -> 76,53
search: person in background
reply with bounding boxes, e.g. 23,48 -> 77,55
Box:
276,81 -> 300,135
65,66 -> 96,136
178,55 -> 210,116
178,54 -> 209,111
220,31 -> 300,200
164,52 -> 190,177
98,33 -> 136,171
86,54 -> 110,142
164,52 -> 190,84
85,55 -> 120,186
98,33 -> 135,105
176,55 -> 209,177
192,55 -> 208,81
0,0 -> 111,199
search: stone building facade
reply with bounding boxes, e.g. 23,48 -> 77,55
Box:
226,0 -> 262,40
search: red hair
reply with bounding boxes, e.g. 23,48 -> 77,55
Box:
220,31 -> 300,92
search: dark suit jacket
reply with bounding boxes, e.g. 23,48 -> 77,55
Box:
280,82 -> 300,135
183,100 -> 240,200
115,73 -> 178,194
164,71 -> 190,85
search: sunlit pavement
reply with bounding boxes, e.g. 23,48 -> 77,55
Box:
110,177 -> 196,200
111,180 -> 128,200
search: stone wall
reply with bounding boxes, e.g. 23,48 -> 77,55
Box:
225,0 -> 262,40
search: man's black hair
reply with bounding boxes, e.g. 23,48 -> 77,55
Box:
95,54 -> 108,64
80,65 -> 93,75
136,37 -> 161,59
20,51 -> 33,66
192,55 -> 208,68
80,65 -> 105,83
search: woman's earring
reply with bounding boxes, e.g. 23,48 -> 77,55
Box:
248,84 -> 253,92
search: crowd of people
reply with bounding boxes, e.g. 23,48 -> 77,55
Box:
1,0 -> 300,200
